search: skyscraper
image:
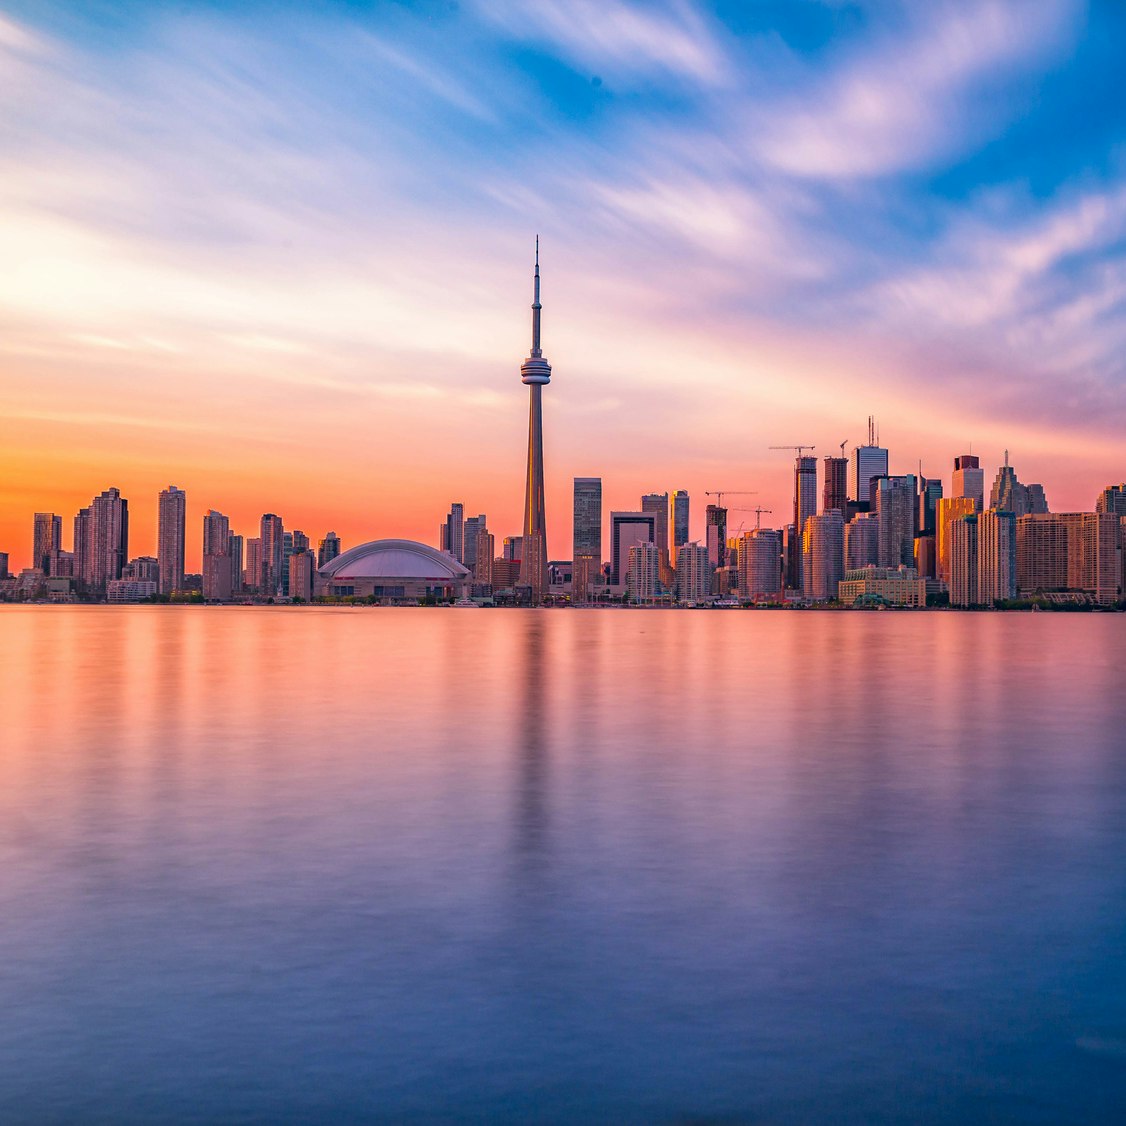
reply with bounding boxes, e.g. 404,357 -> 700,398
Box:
610,511 -> 656,586
990,452 -> 1049,516
289,549 -> 315,601
1016,512 -> 1118,604
463,515 -> 486,576
672,491 -> 690,551
977,508 -> 1016,605
442,503 -> 465,562
845,512 -> 879,570
627,542 -> 661,603
876,475 -> 917,568
318,532 -> 341,568
674,542 -> 710,603
73,506 -> 92,591
573,477 -> 602,563
518,239 -> 551,603
918,476 -> 943,536
228,534 -> 244,595
952,454 -> 984,512
787,455 -> 818,589
1095,483 -> 1126,516
80,488 -> 128,598
260,514 -> 284,596
244,537 -> 262,594
850,418 -> 889,503
32,513 -> 62,573
802,511 -> 845,601
203,509 -> 231,602
158,485 -> 186,595
641,493 -> 670,565
737,529 -> 782,601
822,457 -> 848,515
950,515 -> 978,607
936,496 -> 976,584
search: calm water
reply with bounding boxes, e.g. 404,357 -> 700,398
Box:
2,606 -> 1125,1124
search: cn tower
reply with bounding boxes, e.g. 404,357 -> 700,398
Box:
518,238 -> 550,603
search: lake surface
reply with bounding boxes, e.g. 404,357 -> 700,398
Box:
2,606 -> 1125,1124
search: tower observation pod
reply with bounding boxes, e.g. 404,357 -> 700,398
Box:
519,238 -> 551,602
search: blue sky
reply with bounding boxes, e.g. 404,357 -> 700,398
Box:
1,0 -> 1124,558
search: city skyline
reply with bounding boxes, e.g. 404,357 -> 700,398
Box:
4,2 -> 1126,564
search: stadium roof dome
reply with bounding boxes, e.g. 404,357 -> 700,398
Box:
319,539 -> 470,581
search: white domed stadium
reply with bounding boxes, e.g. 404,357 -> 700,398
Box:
315,539 -> 469,602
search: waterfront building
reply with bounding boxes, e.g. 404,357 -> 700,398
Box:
463,515 -> 487,577
83,488 -> 129,598
73,506 -> 91,591
1015,512 -> 1118,604
837,565 -> 927,607
260,515 -> 284,597
822,456 -> 848,515
518,240 -> 551,603
850,420 -> 889,503
123,556 -> 160,583
674,542 -> 711,603
786,455 -> 818,590
244,537 -> 262,594
610,511 -> 656,586
802,511 -> 845,601
573,478 -> 602,566
952,454 -> 984,512
441,502 -> 465,562
157,485 -> 186,595
936,496 -> 976,584
32,513 -> 62,573
672,491 -> 690,551
990,452 -> 1049,516
977,509 -> 1017,604
106,579 -> 157,603
845,512 -> 879,570
475,531 -> 495,588
736,529 -> 782,601
627,541 -> 661,603
289,549 -> 315,601
950,515 -> 978,607
228,534 -> 243,594
318,532 -> 341,568
876,475 -> 917,568
316,539 -> 469,601
203,510 -> 232,602
572,553 -> 596,604
705,505 -> 727,572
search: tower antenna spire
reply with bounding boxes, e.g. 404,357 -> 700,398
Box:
531,235 -> 542,357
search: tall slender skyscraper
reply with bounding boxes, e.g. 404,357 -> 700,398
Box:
672,491 -> 690,551
952,454 -> 984,512
641,493 -> 670,565
158,485 -> 186,595
787,456 -> 817,589
260,514 -> 284,596
518,239 -> 551,602
32,513 -> 62,573
822,457 -> 848,515
850,418 -> 889,503
573,478 -> 602,562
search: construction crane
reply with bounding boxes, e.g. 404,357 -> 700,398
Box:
768,445 -> 816,458
839,440 -> 848,457
752,506 -> 773,530
705,489 -> 757,507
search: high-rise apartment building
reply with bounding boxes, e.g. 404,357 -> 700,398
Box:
32,513 -> 62,573
78,488 -> 128,598
0,552 -> 8,580
1016,512 -> 1118,604
977,508 -> 1017,604
244,537 -> 262,593
463,515 -> 487,577
475,531 -> 495,588
952,455 -> 984,512
822,456 -> 848,515
318,532 -> 341,568
850,420 -> 889,503
610,511 -> 656,586
627,542 -> 661,602
705,505 -> 727,572
289,549 -> 315,601
737,529 -> 782,601
674,542 -> 710,603
802,511 -> 845,601
203,510 -> 232,602
641,493 -> 670,565
260,514 -> 284,597
936,496 -> 976,584
787,455 -> 818,589
876,475 -> 916,568
950,515 -> 978,607
157,485 -> 186,595
228,534 -> 243,595
845,512 -> 879,570
442,503 -> 465,562
1095,484 -> 1126,517
672,491 -> 690,551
